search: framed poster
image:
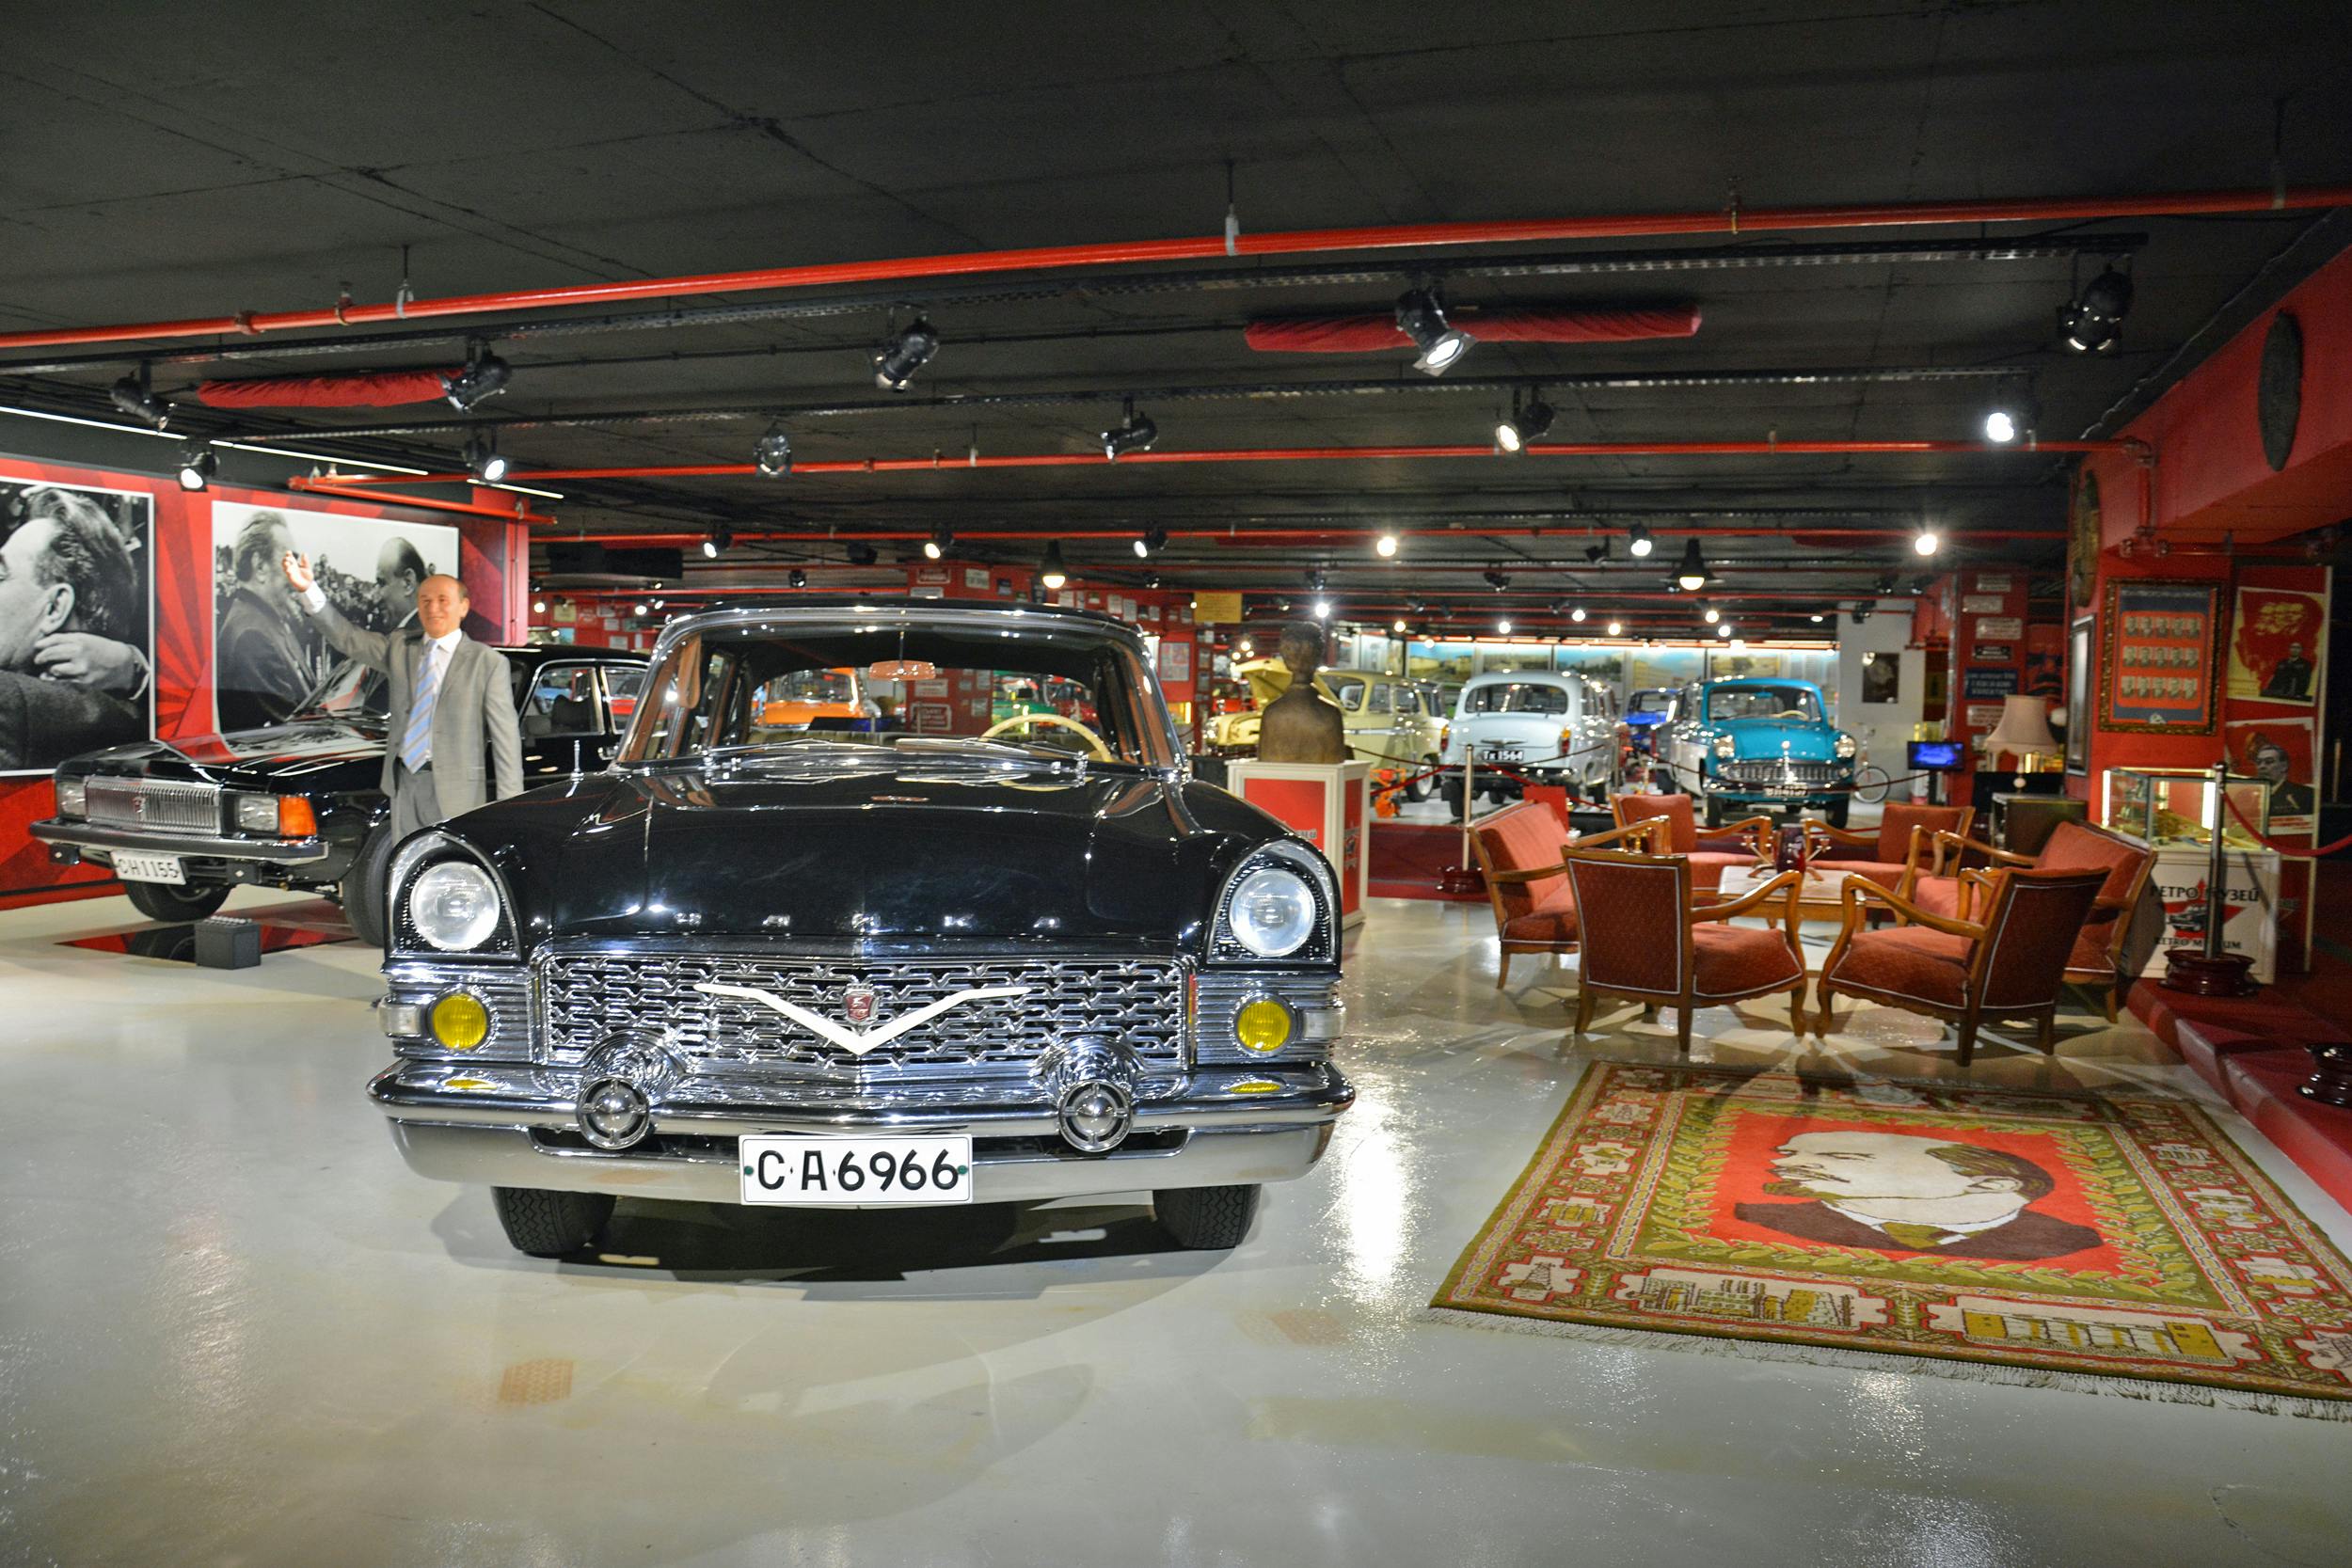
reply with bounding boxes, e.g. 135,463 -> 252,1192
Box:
2065,616 -> 2093,774
2098,581 -> 2220,734
0,478 -> 154,775
2226,717 -> 2316,836
2225,584 -> 2325,705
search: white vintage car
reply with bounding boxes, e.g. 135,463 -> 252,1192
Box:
1438,672 -> 1621,813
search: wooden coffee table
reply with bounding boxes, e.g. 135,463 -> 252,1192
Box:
1711,863 -> 1876,927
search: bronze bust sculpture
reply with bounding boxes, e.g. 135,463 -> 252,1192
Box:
1254,622 -> 1348,764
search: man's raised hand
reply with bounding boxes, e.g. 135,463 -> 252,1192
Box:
281,551 -> 316,594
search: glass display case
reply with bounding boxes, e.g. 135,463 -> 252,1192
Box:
2100,767 -> 2268,848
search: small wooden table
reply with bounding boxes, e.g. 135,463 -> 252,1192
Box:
1711,864 -> 1874,927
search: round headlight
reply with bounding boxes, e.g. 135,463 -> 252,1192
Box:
1235,998 -> 1295,1053
1228,866 -> 1317,958
1712,736 -> 1737,758
408,862 -> 502,951
429,992 -> 490,1052
1835,734 -> 1858,760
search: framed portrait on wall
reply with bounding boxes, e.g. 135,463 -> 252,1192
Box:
2065,615 -> 2093,774
2097,581 -> 2221,735
0,477 -> 155,775
2225,583 -> 2326,705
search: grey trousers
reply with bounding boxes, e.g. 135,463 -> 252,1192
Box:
390,761 -> 442,841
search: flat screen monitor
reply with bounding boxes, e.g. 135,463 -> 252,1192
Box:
1907,740 -> 1964,769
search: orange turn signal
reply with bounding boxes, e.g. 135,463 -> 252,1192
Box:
277,796 -> 318,837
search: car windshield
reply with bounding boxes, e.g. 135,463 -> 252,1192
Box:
1706,684 -> 1821,723
1629,690 -> 1672,716
1326,675 -> 1368,711
621,616 -> 1172,769
1464,681 -> 1568,715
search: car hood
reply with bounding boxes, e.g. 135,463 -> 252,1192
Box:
1713,719 -> 1843,760
448,760 -> 1292,948
57,715 -> 389,787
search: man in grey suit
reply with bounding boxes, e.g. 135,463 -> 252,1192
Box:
281,551 -> 523,840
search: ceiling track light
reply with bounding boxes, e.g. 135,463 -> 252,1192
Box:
872,316 -> 940,391
755,422 -> 793,477
1375,531 -> 1399,558
1675,536 -> 1709,592
1914,519 -> 1943,556
176,446 -> 215,491
1394,286 -> 1472,376
108,364 -> 168,429
846,542 -> 880,567
1716,623 -> 1733,638
1483,568 -> 1511,591
1606,620 -> 1623,637
787,568 -> 808,590
462,431 -> 510,484
1039,541 -> 1069,591
1628,522 -> 1654,559
1101,396 -> 1158,461
1702,606 -> 1721,624
1313,598 -> 1333,620
1495,389 -> 1554,453
1496,617 -> 1512,635
441,343 -> 512,411
2059,266 -> 2133,355
1570,607 -> 1587,623
1133,525 -> 1168,560
925,525 -> 954,561
703,522 -> 733,560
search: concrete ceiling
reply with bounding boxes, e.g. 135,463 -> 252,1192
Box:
6,1 -> 2352,636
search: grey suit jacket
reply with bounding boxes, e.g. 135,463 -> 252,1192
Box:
310,604 -> 524,816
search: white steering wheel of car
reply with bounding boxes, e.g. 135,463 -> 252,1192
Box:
981,710 -> 1112,761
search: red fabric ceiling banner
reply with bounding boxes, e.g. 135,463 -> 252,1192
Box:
194,369 -> 460,408
1244,305 -> 1701,354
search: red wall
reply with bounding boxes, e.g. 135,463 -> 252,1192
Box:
0,456 -> 525,911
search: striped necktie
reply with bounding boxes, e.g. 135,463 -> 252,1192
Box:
402,641 -> 443,770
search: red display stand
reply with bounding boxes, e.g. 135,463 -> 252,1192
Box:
1226,760 -> 1370,927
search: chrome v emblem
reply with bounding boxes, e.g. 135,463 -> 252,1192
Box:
692,981 -> 1031,1056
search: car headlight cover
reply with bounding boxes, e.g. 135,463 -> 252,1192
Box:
408,862 -> 502,951
1228,866 -> 1317,958
1712,735 -> 1737,758
1835,734 -> 1858,760
233,793 -> 279,832
55,779 -> 87,816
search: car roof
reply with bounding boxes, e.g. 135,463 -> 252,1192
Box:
673,594 -> 1132,629
495,644 -> 650,666
1462,670 -> 1570,687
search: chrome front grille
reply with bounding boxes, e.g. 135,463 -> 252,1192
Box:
1717,760 -> 1840,787
538,950 -> 1187,1077
84,778 -> 221,834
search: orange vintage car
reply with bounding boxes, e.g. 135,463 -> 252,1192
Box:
757,666 -> 871,727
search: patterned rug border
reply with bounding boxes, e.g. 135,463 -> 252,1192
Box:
1422,1304 -> 2352,1421
1429,1059 -> 2352,1416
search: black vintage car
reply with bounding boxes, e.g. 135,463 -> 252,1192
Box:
34,645 -> 648,945
364,599 -> 1354,1258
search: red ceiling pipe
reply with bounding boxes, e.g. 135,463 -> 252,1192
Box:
7,183 -> 2346,354
561,526 -> 2055,546
326,437 -> 2123,488
291,475 -> 554,524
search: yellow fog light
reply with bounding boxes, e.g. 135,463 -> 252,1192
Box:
429,992 -> 490,1052
1234,999 -> 1294,1055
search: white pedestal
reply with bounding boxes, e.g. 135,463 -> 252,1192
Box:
1225,760 -> 1371,927
2139,846 -> 2280,985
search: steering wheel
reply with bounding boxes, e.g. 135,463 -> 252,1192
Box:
981,710 -> 1113,761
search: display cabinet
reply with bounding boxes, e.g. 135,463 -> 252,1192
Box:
2100,767 -> 2267,848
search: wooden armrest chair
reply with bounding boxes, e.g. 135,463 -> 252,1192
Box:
1898,819 -> 2155,1022
1470,802 -> 1661,990
1562,847 -> 1807,1053
1803,803 -> 1973,892
1816,866 -> 2110,1064
1608,792 -> 1772,894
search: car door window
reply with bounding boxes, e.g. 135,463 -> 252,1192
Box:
1395,686 -> 1420,716
1366,682 -> 1392,714
1327,675 -> 1368,712
518,663 -> 604,738
600,664 -> 645,728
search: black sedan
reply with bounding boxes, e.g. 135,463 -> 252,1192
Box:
34,645 -> 647,945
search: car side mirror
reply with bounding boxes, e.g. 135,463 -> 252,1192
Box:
1189,753 -> 1230,788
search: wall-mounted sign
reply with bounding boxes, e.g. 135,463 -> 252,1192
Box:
1974,573 -> 2015,593
1974,616 -> 2024,640
963,567 -> 990,590
1963,669 -> 2021,700
1194,592 -> 1243,624
1965,703 -> 2007,731
1961,594 -> 2008,615
2100,580 -> 2220,733
1975,643 -> 2015,662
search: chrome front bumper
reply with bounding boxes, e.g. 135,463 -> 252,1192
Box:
31,817 -> 329,864
370,1060 -> 1354,1207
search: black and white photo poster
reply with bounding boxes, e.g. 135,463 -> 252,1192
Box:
0,478 -> 154,774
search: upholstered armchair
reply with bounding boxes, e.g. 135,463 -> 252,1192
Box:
1899,819 -> 2155,1021
1802,803 -> 1974,892
1562,847 -> 1807,1053
1609,793 -> 1772,894
1470,802 -> 1662,990
1816,866 -> 2111,1064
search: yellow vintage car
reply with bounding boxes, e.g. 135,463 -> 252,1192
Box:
1205,661 -> 1448,799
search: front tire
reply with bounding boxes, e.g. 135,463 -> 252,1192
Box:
340,822 -> 395,949
1154,1182 -> 1261,1249
1405,755 -> 1439,802
123,879 -> 230,924
491,1187 -> 615,1257
1824,797 -> 1851,830
1703,795 -> 1727,830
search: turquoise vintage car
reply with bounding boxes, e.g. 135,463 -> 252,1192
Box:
1654,677 -> 1858,827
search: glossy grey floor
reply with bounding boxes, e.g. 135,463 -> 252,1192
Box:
5,887 -> 2351,1567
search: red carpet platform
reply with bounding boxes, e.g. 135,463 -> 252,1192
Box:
1368,821 -> 1486,902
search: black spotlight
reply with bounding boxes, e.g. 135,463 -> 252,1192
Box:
463,432 -> 510,484
702,522 -> 734,560
1628,521 -> 1654,559
754,423 -> 793,477
1394,287 -> 1471,375
787,567 -> 808,589
1040,541 -> 1070,590
1101,398 -> 1157,461
2060,268 -> 2133,355
1495,392 -> 1554,453
1483,568 -> 1511,591
923,525 -> 954,561
442,345 -> 512,410
1675,537 -> 1708,592
109,366 -> 169,429
1133,526 -> 1168,560
176,447 -> 215,491
1582,543 -> 1609,564
872,317 -> 940,391
846,541 -> 880,567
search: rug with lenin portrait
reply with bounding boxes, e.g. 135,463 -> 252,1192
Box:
1432,1062 -> 2352,1412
